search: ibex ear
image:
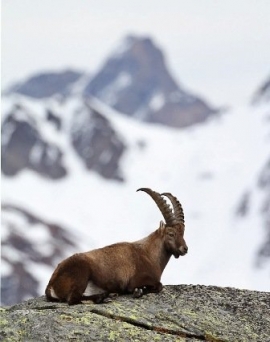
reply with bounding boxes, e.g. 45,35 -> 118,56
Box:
159,220 -> 166,229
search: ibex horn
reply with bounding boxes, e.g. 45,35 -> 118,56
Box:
137,188 -> 178,226
161,192 -> 185,226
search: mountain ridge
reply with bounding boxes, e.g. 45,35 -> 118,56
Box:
4,35 -> 217,129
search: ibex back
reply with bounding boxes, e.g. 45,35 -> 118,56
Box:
45,188 -> 188,305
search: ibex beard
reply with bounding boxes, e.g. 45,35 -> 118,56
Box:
45,188 -> 188,305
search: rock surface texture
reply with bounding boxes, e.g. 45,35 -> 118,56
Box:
1,285 -> 269,342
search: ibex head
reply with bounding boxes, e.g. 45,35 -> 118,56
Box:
137,188 -> 188,259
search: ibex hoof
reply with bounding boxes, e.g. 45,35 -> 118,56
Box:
102,297 -> 112,303
133,288 -> 143,298
109,293 -> 119,299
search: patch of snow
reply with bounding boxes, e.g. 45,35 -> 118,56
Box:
169,90 -> 188,103
46,146 -> 59,164
13,108 -> 30,123
1,121 -> 16,147
2,245 -> 23,264
111,36 -> 133,59
149,92 -> 165,111
68,73 -> 92,96
99,72 -> 132,106
115,72 -> 132,90
29,143 -> 43,164
1,260 -> 12,276
99,150 -> 112,164
133,107 -> 148,121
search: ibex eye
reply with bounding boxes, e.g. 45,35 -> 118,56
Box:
168,232 -> 175,237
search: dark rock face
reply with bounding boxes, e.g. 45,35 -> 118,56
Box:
1,100 -> 126,181
1,285 -> 269,341
1,104 -> 67,179
257,158 -> 270,268
147,97 -> 215,128
46,109 -> 62,131
254,71 -> 270,267
236,191 -> 251,217
71,102 -> 126,181
258,158 -> 270,189
1,204 -> 77,306
83,35 -> 216,128
236,157 -> 270,271
6,70 -> 83,98
1,263 -> 40,308
253,76 -> 270,104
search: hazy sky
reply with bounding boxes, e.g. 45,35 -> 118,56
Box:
2,0 -> 270,106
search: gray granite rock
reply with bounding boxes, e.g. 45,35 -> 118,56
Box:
1,285 -> 269,341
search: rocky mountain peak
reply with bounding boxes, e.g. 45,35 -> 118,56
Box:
112,35 -> 172,79
83,35 -> 217,127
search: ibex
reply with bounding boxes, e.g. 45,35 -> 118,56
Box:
45,188 -> 188,305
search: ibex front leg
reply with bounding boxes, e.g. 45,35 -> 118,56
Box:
128,272 -> 163,298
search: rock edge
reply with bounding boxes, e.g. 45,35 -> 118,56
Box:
1,285 -> 269,342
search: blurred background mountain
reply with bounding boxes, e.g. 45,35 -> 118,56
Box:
2,1 -> 270,305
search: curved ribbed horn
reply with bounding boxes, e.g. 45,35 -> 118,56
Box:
161,192 -> 185,226
137,188 -> 178,226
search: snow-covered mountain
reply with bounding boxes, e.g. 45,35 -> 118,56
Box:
83,35 -> 217,128
4,36 -> 217,129
1,36 -> 269,305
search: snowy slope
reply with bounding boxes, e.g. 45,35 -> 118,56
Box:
2,94 -> 269,303
1,203 -> 79,304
